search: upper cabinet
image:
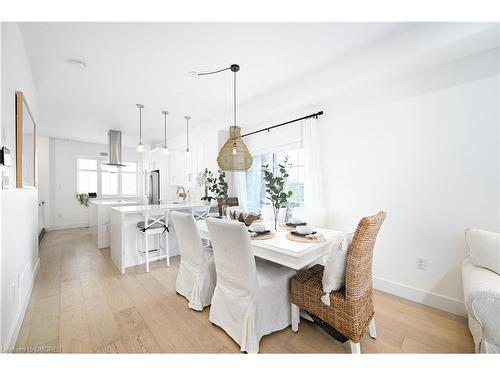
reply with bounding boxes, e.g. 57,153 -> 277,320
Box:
168,149 -> 186,186
168,142 -> 205,187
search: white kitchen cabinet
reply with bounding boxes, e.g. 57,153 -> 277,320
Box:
169,149 -> 186,186
168,143 -> 205,187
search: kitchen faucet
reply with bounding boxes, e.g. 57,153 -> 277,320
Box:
176,186 -> 187,201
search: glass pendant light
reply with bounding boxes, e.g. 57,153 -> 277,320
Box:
161,110 -> 169,155
184,115 -> 191,158
216,64 -> 253,171
136,104 -> 144,153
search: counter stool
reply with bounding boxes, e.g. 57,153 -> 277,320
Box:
136,210 -> 170,272
192,206 -> 211,221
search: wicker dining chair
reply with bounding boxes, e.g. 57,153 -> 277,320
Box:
290,211 -> 387,354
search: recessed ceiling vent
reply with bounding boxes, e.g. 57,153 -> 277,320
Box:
106,130 -> 126,167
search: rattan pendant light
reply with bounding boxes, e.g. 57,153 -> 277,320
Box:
216,65 -> 253,171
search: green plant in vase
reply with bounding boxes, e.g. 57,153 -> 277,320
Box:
208,170 -> 229,216
263,156 -> 293,231
75,193 -> 90,207
208,169 -> 228,201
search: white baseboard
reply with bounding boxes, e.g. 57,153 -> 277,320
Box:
47,223 -> 88,231
5,257 -> 40,350
373,276 -> 466,317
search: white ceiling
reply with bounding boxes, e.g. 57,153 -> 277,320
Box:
19,22 -> 404,146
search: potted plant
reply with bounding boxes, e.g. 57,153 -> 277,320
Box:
262,156 -> 293,231
208,170 -> 229,216
75,192 -> 90,207
197,168 -> 215,205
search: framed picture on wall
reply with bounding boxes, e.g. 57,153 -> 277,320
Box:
15,90 -> 37,188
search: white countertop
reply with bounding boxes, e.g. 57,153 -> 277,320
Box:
111,201 -> 209,214
90,199 -> 140,206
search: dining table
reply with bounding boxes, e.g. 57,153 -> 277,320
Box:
196,219 -> 343,271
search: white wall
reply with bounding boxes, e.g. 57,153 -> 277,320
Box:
48,137 -> 142,230
37,136 -> 50,231
1,22 -> 40,349
169,25 -> 500,315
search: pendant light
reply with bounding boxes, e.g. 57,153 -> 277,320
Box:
216,64 -> 253,171
184,115 -> 191,158
161,110 -> 169,155
136,104 -> 144,153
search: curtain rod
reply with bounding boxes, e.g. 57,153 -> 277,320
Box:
240,111 -> 324,138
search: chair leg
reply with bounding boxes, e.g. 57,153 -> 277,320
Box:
291,303 -> 300,332
165,230 -> 170,267
145,232 -> 149,273
369,317 -> 377,339
136,230 -> 140,265
349,341 -> 361,354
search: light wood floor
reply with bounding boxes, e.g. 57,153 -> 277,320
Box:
15,228 -> 474,353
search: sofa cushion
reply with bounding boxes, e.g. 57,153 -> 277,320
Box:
465,228 -> 500,275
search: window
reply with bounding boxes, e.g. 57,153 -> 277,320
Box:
121,162 -> 138,196
245,148 -> 304,213
101,163 -> 119,196
76,158 -> 138,197
77,158 -> 98,194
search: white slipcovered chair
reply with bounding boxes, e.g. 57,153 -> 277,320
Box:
462,228 -> 500,353
171,211 -> 216,311
205,218 -> 295,353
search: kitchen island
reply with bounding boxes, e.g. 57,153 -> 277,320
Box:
110,201 -> 211,274
89,199 -> 140,249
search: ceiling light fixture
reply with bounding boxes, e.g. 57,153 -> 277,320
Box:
184,115 -> 191,158
191,64 -> 253,171
136,104 -> 144,153
162,110 -> 169,155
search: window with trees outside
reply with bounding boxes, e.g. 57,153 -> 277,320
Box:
245,148 -> 304,213
77,158 -> 138,197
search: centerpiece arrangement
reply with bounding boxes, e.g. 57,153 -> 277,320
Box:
262,156 -> 293,231
197,168 -> 215,205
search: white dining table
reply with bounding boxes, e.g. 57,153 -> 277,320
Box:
196,220 -> 342,270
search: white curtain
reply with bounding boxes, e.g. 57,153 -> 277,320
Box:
232,171 -> 247,211
302,118 -> 326,226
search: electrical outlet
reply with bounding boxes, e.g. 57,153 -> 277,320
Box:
416,257 -> 428,271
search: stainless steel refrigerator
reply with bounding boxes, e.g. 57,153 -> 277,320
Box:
148,169 -> 160,205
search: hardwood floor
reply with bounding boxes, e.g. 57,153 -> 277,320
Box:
15,228 -> 474,353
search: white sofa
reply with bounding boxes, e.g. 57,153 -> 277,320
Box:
462,228 -> 500,353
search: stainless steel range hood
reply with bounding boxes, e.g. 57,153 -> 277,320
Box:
106,130 -> 126,167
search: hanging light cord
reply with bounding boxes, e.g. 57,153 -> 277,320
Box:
192,66 -> 232,76
233,69 -> 237,143
139,106 -> 142,144
192,64 -> 240,144
163,111 -> 167,147
185,116 -> 190,151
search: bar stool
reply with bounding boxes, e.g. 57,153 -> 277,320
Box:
192,206 -> 211,221
136,210 -> 170,272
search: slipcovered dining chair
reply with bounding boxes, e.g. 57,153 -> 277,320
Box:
171,211 -> 216,311
290,211 -> 387,354
205,218 -> 295,353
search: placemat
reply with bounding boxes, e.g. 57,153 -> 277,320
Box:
286,232 -> 326,243
250,232 -> 276,240
280,224 -> 297,231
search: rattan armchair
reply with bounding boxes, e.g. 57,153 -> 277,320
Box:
290,211 -> 387,353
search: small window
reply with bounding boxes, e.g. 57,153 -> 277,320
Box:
77,158 -> 98,194
121,162 -> 137,196
245,148 -> 304,213
101,163 -> 119,196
